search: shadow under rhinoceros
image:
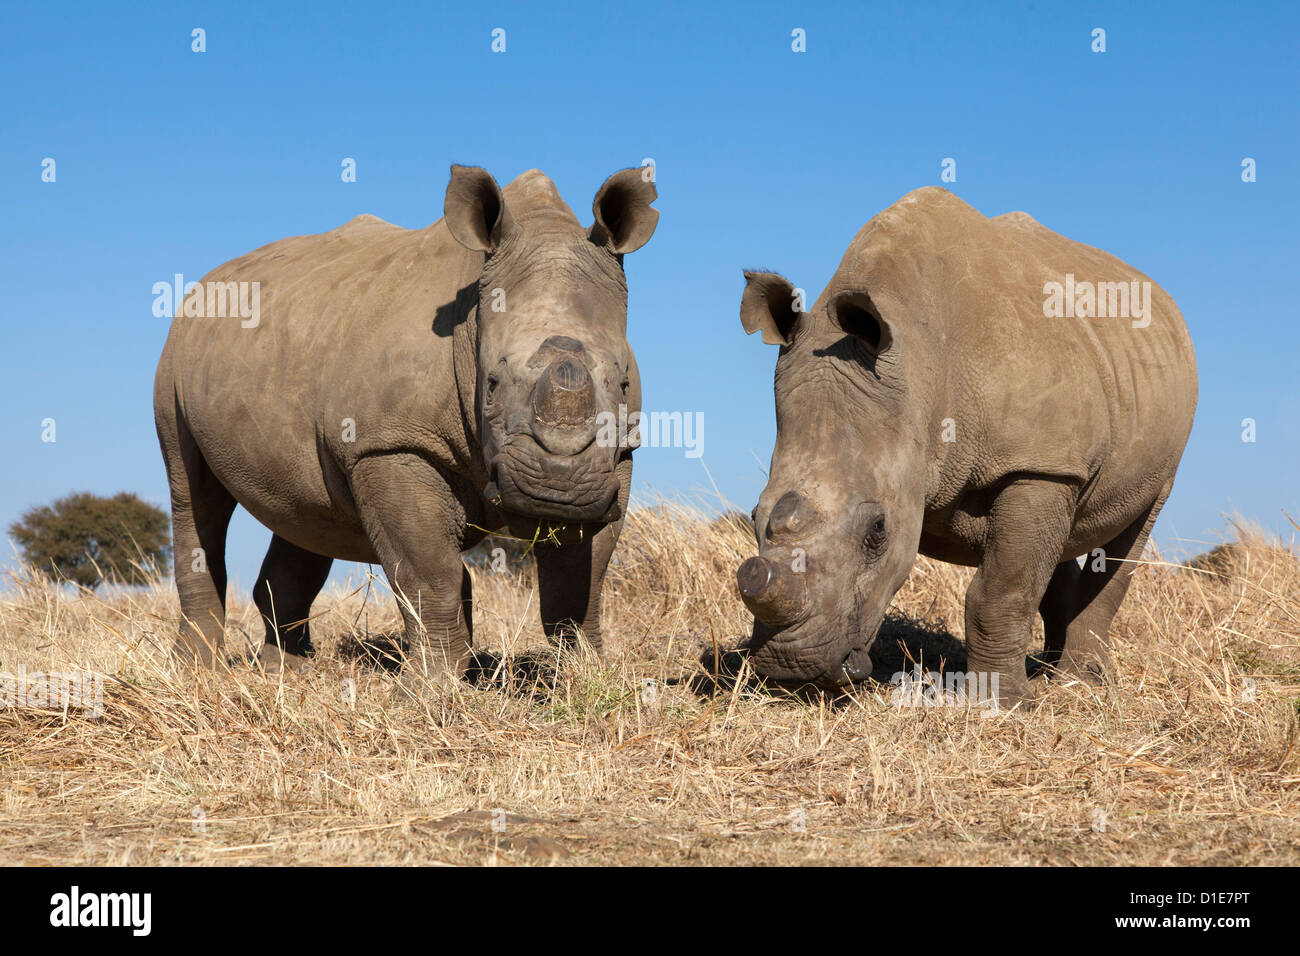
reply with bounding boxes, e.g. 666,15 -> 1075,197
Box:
337,631 -> 408,673
335,632 -> 566,697
466,648 -> 568,697
690,611 -> 971,704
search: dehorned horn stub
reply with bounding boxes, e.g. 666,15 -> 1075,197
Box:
737,555 -> 808,626
533,357 -> 595,427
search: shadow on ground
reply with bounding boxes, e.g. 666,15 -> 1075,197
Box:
691,611 -> 969,704
334,630 -> 570,698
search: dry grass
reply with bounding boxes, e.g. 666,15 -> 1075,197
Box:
2,504 -> 1298,865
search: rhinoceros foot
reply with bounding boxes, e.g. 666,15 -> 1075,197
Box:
388,662 -> 468,705
1045,652 -> 1115,688
256,643 -> 314,676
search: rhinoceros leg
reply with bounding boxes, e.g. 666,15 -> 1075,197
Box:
534,458 -> 629,657
535,517 -> 622,657
161,416 -> 237,668
349,454 -> 473,681
964,478 -> 1079,706
1034,559 -> 1082,676
1054,483 -> 1172,684
253,534 -> 333,673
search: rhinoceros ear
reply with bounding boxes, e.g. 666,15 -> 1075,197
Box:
590,169 -> 659,254
445,165 -> 516,254
740,271 -> 803,346
828,289 -> 893,354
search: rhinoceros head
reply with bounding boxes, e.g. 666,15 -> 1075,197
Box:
736,270 -> 927,688
444,166 -> 658,525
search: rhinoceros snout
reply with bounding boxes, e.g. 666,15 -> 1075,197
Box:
737,554 -> 808,627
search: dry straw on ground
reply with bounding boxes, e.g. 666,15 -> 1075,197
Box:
1,504 -> 1297,865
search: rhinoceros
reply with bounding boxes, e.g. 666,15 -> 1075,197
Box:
737,187 -> 1197,704
154,166 -> 658,676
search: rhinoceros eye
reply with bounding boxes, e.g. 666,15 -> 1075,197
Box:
865,514 -> 887,555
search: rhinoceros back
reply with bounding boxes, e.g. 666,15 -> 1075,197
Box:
826,187 -> 1197,535
154,212 -> 481,554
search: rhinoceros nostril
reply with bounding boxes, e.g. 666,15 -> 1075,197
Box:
842,644 -> 873,682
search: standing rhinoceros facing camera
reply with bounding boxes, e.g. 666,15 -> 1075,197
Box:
154,166 -> 658,678
738,187 -> 1196,705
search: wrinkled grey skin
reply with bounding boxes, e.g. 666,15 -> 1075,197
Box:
154,166 -> 658,676
738,187 -> 1197,705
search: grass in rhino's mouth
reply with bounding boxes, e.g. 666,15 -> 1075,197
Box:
467,520 -> 579,557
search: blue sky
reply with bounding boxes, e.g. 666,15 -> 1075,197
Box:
2,1 -> 1296,592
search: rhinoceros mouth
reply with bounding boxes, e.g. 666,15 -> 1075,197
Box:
489,436 -> 618,522
745,606 -> 882,689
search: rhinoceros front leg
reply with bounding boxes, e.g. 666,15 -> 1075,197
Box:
350,454 -> 473,682
964,478 -> 1079,708
535,516 -> 622,658
534,459 -> 629,657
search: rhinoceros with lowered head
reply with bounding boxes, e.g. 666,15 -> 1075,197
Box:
154,165 -> 659,677
738,187 -> 1197,705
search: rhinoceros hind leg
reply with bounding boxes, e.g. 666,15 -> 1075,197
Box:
1054,484 -> 1172,685
253,534 -> 333,671
964,478 -> 1079,707
162,418 -> 237,668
